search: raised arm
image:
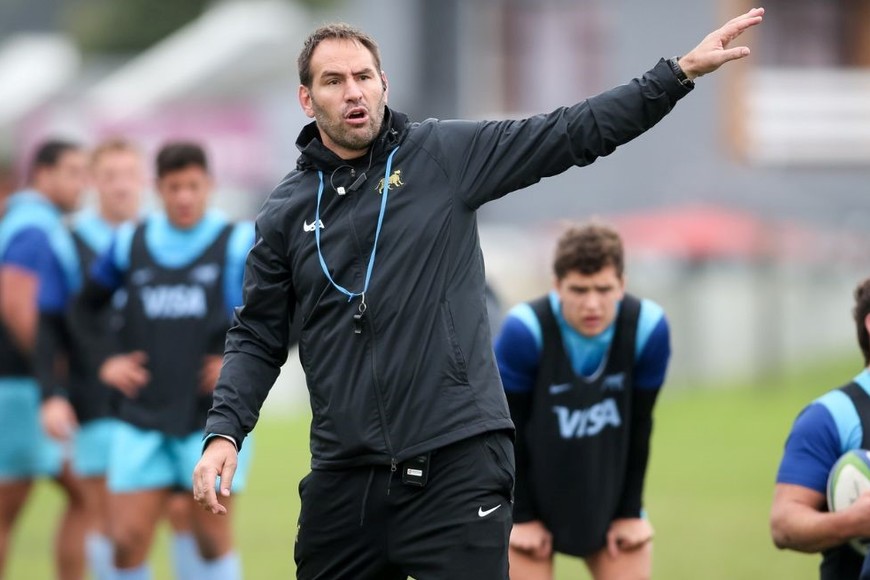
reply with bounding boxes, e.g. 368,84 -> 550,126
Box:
450,8 -> 764,208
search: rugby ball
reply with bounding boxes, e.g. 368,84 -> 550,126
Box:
827,449 -> 870,555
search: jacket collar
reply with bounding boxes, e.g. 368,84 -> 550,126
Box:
295,107 -> 407,172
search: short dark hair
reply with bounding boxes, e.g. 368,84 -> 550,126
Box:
553,223 -> 625,280
28,139 -> 82,180
854,278 -> 870,365
298,23 -> 382,88
155,141 -> 208,178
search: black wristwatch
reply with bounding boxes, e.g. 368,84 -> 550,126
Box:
667,56 -> 695,89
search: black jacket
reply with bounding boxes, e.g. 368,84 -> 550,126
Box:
206,59 -> 691,469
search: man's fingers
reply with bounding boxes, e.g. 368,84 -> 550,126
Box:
720,46 -> 751,63
65,407 -> 79,433
132,369 -> 150,387
536,533 -> 553,560
606,531 -> 620,558
194,465 -> 225,515
725,7 -> 765,28
219,459 -> 237,497
618,534 -> 653,552
720,12 -> 763,45
129,350 -> 149,364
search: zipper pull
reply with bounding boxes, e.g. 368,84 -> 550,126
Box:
387,458 -> 397,495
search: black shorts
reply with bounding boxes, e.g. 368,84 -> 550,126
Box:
294,431 -> 515,580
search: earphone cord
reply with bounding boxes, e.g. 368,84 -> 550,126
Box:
328,146 -> 376,194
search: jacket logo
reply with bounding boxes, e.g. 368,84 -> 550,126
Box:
377,169 -> 403,194
303,219 -> 325,233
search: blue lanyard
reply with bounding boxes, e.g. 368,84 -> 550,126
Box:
315,146 -> 400,307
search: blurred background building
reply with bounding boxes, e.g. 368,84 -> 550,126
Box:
2,0 -> 869,402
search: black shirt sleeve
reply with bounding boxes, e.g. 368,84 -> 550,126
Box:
34,311 -> 71,400
205,222 -> 296,451
446,59 -> 693,208
69,279 -> 120,365
615,388 -> 661,518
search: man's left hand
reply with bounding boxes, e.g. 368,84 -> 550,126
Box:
606,517 -> 654,556
678,7 -> 764,80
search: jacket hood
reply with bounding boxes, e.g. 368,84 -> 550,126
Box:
295,107 -> 408,171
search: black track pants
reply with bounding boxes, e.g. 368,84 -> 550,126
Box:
294,431 -> 515,580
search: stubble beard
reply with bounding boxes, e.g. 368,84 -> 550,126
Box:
312,92 -> 386,156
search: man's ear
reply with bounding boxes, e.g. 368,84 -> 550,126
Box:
298,85 -> 315,119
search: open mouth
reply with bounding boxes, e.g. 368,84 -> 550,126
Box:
345,107 -> 368,124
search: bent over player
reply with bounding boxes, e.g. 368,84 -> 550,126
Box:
495,223 -> 670,580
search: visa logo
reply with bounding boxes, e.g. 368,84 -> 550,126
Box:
552,398 -> 621,439
140,285 -> 207,319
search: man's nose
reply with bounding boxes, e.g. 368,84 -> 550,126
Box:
345,79 -> 363,101
582,294 -> 601,310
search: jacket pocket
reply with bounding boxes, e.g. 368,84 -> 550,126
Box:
439,299 -> 469,385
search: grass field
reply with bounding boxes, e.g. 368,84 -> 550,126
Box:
5,356 -> 858,579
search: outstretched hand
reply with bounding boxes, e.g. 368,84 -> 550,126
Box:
678,7 -> 764,80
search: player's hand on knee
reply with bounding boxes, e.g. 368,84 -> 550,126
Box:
606,518 -> 654,556
40,396 -> 79,441
193,437 -> 238,516
510,520 -> 553,560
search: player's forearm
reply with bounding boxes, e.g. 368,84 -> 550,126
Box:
0,268 -> 38,353
2,308 -> 36,354
770,503 -> 858,552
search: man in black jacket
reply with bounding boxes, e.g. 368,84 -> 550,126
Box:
194,10 -> 764,579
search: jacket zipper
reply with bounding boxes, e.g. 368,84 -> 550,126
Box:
343,181 -> 397,476
368,313 -> 398,493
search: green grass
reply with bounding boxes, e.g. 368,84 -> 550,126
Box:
5,357 -> 859,579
